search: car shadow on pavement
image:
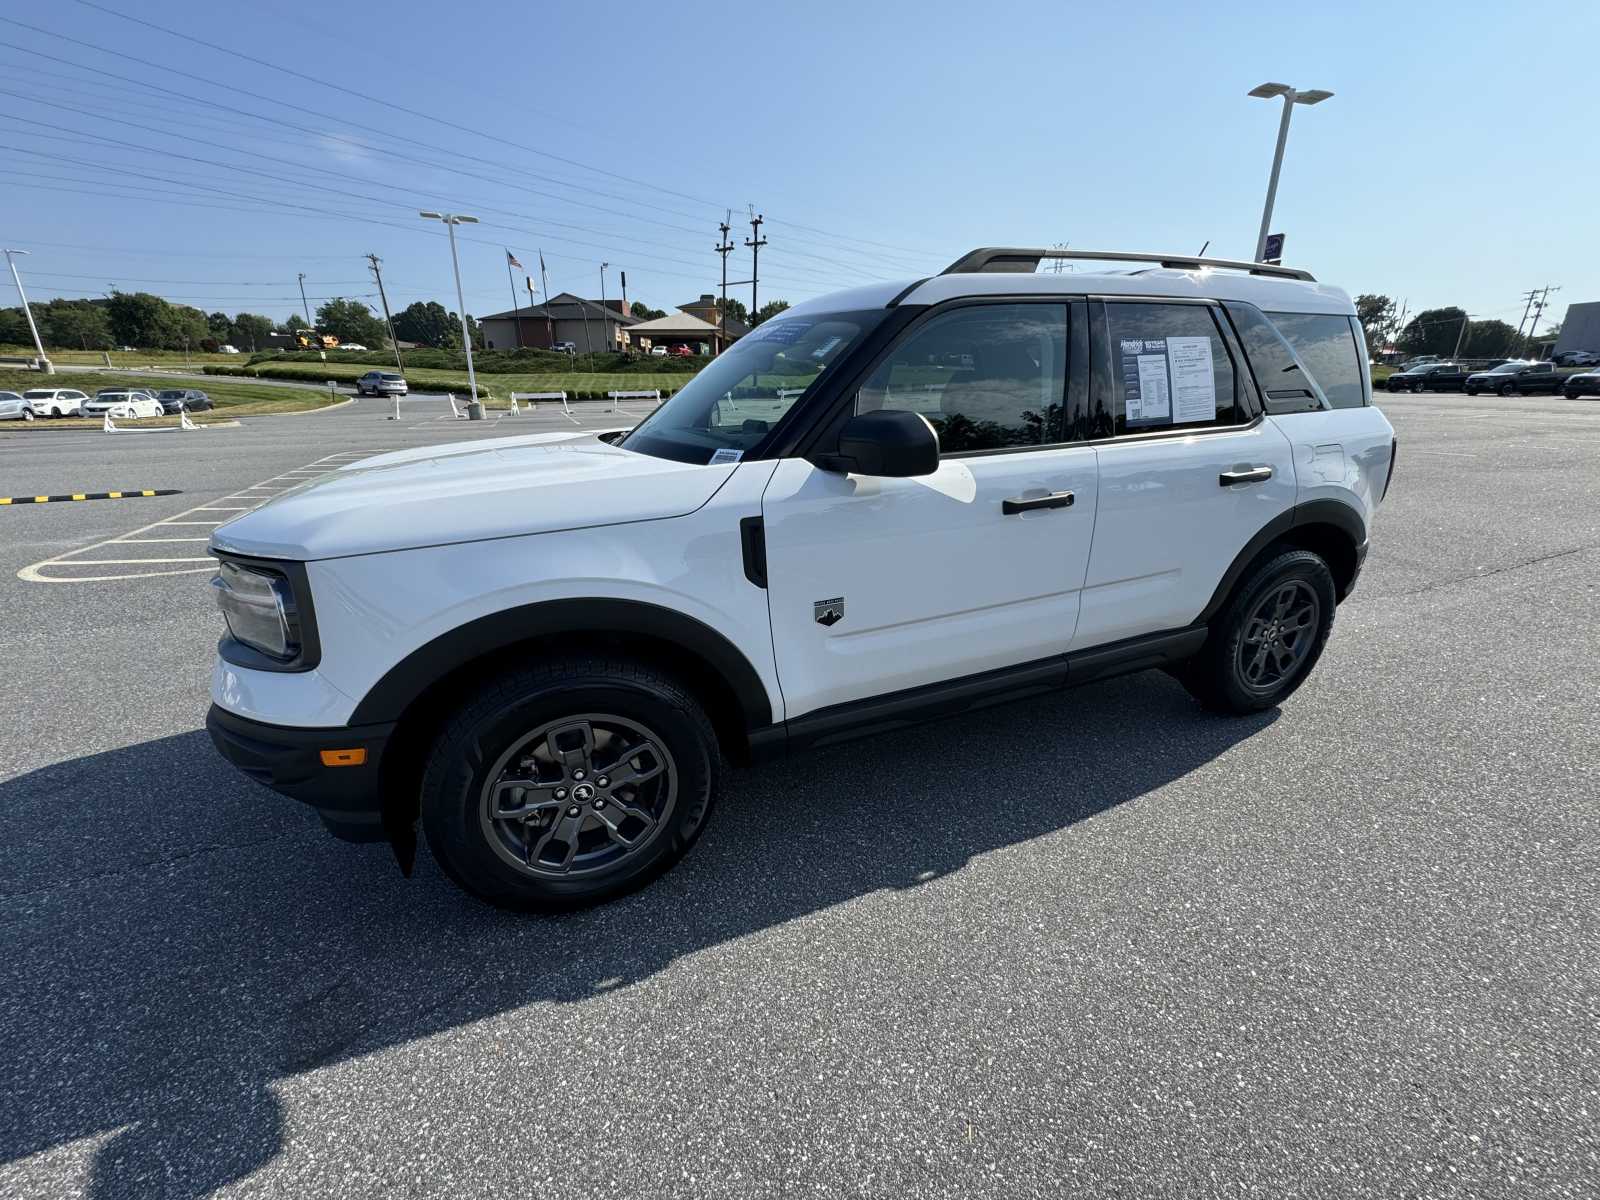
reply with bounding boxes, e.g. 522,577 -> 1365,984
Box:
1,672 -> 1274,1198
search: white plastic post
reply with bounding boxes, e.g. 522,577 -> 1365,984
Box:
180,409 -> 198,431
447,393 -> 462,419
102,411 -> 116,433
508,394 -> 520,415
390,394 -> 401,421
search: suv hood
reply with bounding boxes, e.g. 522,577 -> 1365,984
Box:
211,430 -> 736,561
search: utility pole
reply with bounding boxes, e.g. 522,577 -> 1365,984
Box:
366,253 -> 405,373
745,208 -> 766,321
716,215 -> 734,352
296,271 -> 325,360
1525,285 -> 1560,356
599,262 -> 610,353
3,248 -> 53,373
1512,288 -> 1541,353
1452,313 -> 1472,359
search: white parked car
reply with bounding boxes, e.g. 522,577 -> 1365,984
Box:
335,343 -> 369,352
21,387 -> 89,417
648,346 -> 668,357
82,389 -> 164,419
0,391 -> 35,421
206,246 -> 1397,911
218,344 -> 241,354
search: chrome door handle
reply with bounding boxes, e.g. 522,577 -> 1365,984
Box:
1002,490 -> 1075,515
1219,466 -> 1273,487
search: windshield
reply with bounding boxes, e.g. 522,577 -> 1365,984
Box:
619,309 -> 886,464
380,373 -> 403,381
23,390 -> 54,399
1488,363 -> 1524,373
157,391 -> 185,399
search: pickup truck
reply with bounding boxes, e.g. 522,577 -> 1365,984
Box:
1464,360 -> 1565,396
1385,361 -> 1470,393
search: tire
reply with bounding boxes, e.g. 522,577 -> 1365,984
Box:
1179,549 -> 1337,715
1411,381 -> 1424,393
1465,388 -> 1477,396
420,656 -> 720,911
21,408 -> 34,421
1499,383 -> 1516,397
50,407 -> 61,418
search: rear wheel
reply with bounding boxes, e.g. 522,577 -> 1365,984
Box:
1180,549 -> 1337,714
21,408 -> 34,421
420,656 -> 720,911
1499,382 -> 1517,397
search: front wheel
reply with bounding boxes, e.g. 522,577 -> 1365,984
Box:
1179,549 -> 1337,714
420,656 -> 720,911
1499,383 -> 1517,397
1411,381 -> 1425,393
21,408 -> 34,421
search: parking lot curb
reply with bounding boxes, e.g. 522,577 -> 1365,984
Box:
0,419 -> 244,434
0,489 -> 182,505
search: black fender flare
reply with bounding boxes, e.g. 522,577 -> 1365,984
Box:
1194,499 -> 1367,626
347,598 -> 774,728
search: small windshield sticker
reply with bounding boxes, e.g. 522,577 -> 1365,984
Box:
747,320 -> 810,345
810,334 -> 843,359
709,448 -> 744,465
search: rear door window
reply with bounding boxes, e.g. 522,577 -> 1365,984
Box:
1104,302 -> 1241,434
1266,311 -> 1367,408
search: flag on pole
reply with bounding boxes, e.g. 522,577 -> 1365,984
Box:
505,249 -> 524,270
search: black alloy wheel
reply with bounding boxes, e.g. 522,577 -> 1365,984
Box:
420,656 -> 720,911
1179,548 -> 1337,714
1499,382 -> 1517,397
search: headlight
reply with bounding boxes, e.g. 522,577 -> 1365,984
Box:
211,561 -> 298,660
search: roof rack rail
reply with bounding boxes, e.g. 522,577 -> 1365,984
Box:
942,247 -> 1316,283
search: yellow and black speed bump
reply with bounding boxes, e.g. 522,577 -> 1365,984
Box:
0,488 -> 180,506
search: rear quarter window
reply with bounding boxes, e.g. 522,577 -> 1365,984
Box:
1266,311 -> 1367,409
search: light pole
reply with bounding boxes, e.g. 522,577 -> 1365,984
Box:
419,210 -> 481,403
3,248 -> 53,374
599,262 -> 610,353
1247,82 -> 1333,262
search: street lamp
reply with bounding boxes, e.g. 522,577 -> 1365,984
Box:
3,248 -> 54,374
1247,82 -> 1333,263
419,210 -> 481,405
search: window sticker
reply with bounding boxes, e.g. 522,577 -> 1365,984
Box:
708,447 -> 744,465
1121,337 -> 1171,425
746,320 -> 810,345
1166,335 -> 1217,423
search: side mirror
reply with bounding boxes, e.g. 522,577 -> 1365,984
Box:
815,409 -> 940,477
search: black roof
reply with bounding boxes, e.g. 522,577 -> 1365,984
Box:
479,292 -> 638,324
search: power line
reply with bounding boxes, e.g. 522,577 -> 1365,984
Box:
11,9 -> 943,270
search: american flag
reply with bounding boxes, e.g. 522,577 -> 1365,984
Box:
505,249 -> 524,269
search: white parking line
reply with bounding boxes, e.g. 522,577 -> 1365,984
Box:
18,448 -> 389,584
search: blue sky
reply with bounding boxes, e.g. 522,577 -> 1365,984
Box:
3,0 -> 1595,333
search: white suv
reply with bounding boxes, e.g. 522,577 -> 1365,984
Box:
207,248 -> 1397,910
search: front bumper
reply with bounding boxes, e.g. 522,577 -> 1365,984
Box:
206,705 -> 394,841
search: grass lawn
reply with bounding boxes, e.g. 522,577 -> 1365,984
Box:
210,359 -> 696,398
0,369 -> 342,429
3,347 -> 248,370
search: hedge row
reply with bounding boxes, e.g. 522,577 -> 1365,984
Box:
246,348 -> 701,375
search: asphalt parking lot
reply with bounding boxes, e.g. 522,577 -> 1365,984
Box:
1,391 -> 1597,1199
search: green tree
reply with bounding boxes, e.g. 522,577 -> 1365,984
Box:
232,312 -> 274,352
1397,307 -> 1470,357
391,300 -> 458,348
314,297 -> 387,347
0,306 -> 34,346
751,299 -> 791,327
1460,319 -> 1517,358
105,292 -> 207,349
40,300 -> 113,350
1353,293 -> 1395,355
715,296 -> 749,322
278,313 -> 312,334
459,311 -> 483,350
630,301 -> 666,320
207,311 -> 235,341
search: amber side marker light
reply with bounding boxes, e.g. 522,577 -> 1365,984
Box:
320,748 -> 367,767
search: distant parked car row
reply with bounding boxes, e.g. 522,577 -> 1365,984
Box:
1385,360 -> 1566,396
1551,350 -> 1598,367
0,386 -> 213,419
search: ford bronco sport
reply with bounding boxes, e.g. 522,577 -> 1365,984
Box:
208,247 -> 1396,910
